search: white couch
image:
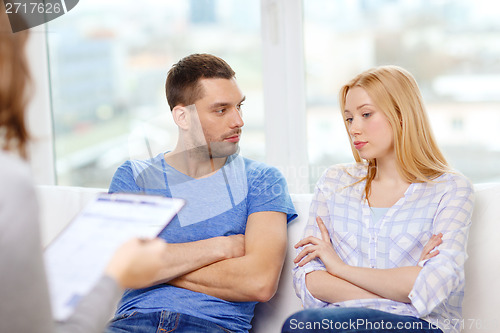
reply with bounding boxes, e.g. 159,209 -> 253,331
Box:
36,184 -> 500,333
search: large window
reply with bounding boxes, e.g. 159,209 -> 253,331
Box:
46,0 -> 500,190
47,0 -> 263,187
304,0 -> 500,187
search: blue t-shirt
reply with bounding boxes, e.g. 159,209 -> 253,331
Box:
109,152 -> 297,332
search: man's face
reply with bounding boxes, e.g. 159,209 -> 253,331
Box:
190,78 -> 245,158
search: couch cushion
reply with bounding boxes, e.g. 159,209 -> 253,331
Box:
462,183 -> 500,332
250,194 -> 311,333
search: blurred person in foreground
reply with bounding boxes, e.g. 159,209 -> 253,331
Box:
0,7 -> 200,333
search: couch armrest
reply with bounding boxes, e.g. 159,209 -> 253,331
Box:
35,185 -> 106,246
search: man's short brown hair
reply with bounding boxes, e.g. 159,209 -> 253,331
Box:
165,53 -> 236,110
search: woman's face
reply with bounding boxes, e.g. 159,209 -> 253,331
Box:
343,86 -> 394,162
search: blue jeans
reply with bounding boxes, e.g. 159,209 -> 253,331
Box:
282,308 -> 443,333
106,311 -> 235,333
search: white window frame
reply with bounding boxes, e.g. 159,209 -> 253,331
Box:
261,0 -> 309,193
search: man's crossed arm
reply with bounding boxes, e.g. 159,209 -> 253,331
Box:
155,211 -> 288,303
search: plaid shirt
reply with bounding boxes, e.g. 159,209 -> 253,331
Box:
293,163 -> 474,333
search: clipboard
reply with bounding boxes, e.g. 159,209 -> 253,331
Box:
43,192 -> 184,321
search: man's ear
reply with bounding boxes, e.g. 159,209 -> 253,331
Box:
172,105 -> 189,130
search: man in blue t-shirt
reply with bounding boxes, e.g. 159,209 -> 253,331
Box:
105,54 -> 297,333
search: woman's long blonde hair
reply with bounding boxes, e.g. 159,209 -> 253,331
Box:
339,65 -> 450,199
0,8 -> 30,158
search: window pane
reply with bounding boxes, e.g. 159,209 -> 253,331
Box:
304,0 -> 500,188
48,0 -> 263,188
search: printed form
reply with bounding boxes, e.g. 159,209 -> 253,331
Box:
44,193 -> 184,321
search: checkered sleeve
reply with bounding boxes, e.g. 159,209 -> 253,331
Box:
409,174 -> 475,316
292,172 -> 332,308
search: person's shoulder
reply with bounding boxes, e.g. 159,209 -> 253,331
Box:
110,153 -> 166,192
238,155 -> 283,177
435,170 -> 474,192
0,152 -> 32,188
0,152 -> 34,201
321,162 -> 367,184
116,153 -> 164,174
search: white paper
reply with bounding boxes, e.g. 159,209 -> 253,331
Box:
44,193 -> 184,321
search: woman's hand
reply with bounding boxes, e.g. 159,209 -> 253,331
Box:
294,217 -> 347,275
105,238 -> 169,289
419,233 -> 443,263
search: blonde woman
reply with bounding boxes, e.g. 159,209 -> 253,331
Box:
283,66 -> 474,333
